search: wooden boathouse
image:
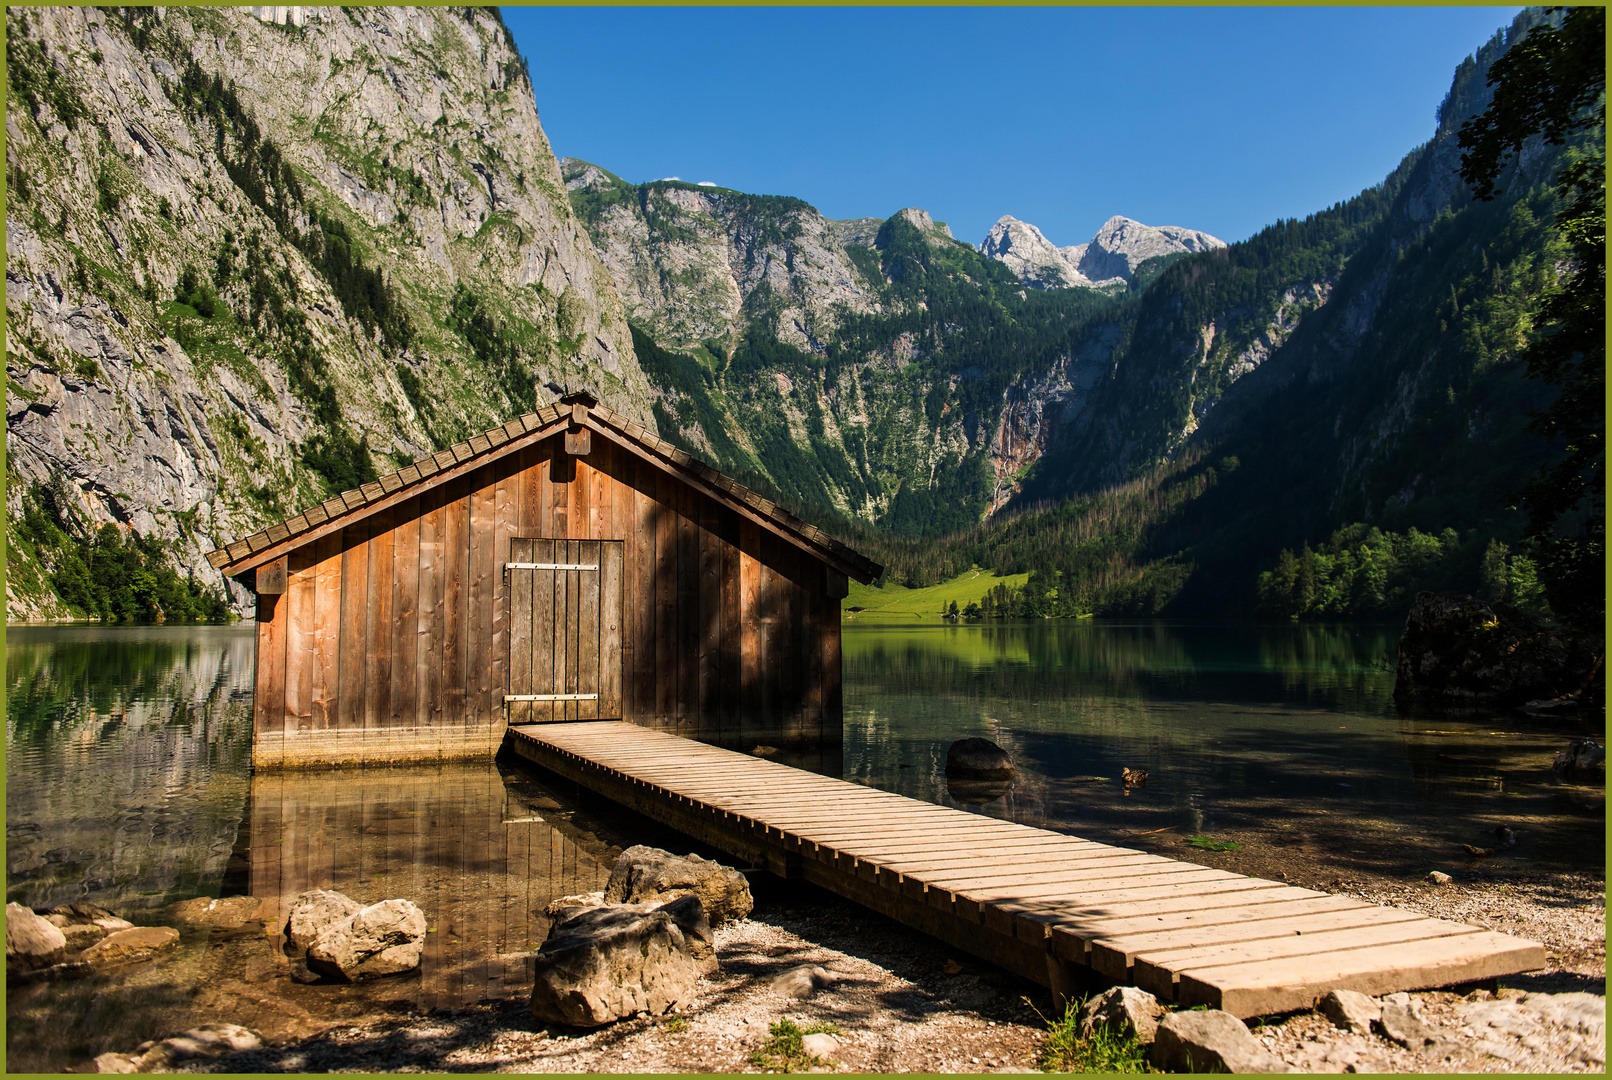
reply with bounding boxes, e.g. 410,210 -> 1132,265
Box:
207,392 -> 882,768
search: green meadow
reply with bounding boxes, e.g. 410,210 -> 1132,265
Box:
842,567 -> 1030,621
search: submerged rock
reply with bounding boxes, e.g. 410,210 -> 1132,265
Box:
163,895 -> 263,929
1552,738 -> 1606,784
945,737 -> 1015,780
530,894 -> 714,1027
306,899 -> 427,982
6,903 -> 67,973
605,846 -> 753,925
81,926 -> 180,967
1394,592 -> 1598,710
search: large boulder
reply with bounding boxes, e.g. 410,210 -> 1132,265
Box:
530,894 -> 714,1028
1150,1010 -> 1283,1073
1078,986 -> 1165,1045
81,926 -> 180,967
946,737 -> 1014,780
604,846 -> 752,925
1394,592 -> 1598,710
6,903 -> 67,973
1553,738 -> 1606,783
305,899 -> 427,982
284,889 -> 362,951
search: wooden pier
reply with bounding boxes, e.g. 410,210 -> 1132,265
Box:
506,721 -> 1546,1018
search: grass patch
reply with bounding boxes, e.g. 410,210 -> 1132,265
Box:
1036,997 -> 1152,1073
747,1019 -> 842,1073
662,1016 -> 688,1034
1185,836 -> 1241,853
844,566 -> 1030,621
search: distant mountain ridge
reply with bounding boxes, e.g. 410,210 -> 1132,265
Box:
979,214 -> 1226,289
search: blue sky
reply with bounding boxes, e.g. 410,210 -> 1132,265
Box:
503,6 -> 1522,247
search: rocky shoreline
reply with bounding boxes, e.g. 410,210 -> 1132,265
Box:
11,848 -> 1596,1075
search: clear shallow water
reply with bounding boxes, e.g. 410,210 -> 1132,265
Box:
6,621 -> 1604,1069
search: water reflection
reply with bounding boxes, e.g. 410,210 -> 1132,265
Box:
5,625 -> 256,913
843,621 -> 1604,879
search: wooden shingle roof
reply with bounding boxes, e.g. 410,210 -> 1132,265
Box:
205,396 -> 883,584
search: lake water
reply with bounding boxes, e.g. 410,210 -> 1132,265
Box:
6,621 -> 1605,1069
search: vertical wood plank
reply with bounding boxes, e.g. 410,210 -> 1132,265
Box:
632,458 -> 656,720
577,539 -> 600,720
532,538 -> 555,722
739,520 -> 761,729
779,545 -> 804,743
364,506 -> 394,732
466,465 -> 495,729
337,522 -> 369,732
758,531 -> 781,732
553,537 -> 570,722
492,454 -> 518,745
509,538 -> 532,725
390,496 -> 420,728
311,532 -> 343,732
443,475 -> 471,729
676,479 -> 698,732
418,485 -> 445,737
697,493 -> 720,733
600,540 -> 623,718
804,582 -> 825,736
719,509 -> 741,733
254,586 -> 288,767
571,457 -> 592,542
286,546 -> 316,734
824,591 -> 842,730
550,442 -> 569,537
654,470 -> 676,724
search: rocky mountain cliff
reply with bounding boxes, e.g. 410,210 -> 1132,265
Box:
979,214 -> 1225,290
6,6 -> 653,618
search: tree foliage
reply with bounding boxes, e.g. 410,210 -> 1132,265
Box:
1458,6 -> 1604,634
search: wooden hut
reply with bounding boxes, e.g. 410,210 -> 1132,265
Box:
207,392 -> 882,768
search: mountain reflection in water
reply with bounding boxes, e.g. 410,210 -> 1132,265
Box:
841,620 -> 1605,880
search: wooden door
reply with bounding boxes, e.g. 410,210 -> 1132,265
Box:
506,538 -> 623,722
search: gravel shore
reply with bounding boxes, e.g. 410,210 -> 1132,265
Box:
170,861 -> 1603,1074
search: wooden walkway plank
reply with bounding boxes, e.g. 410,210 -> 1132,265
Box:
502,722 -> 1545,1017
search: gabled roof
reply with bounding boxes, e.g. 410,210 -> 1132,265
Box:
205,394 -> 883,584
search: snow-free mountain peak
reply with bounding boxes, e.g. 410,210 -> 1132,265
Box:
980,213 -> 1226,290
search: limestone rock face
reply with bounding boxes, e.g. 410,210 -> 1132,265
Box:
284,889 -> 362,952
1150,1010 -> 1283,1073
6,903 -> 67,972
6,6 -> 651,619
604,845 -> 753,925
1077,985 -> 1165,1045
1394,592 -> 1599,709
530,895 -> 714,1027
80,926 -> 180,967
979,214 -> 1225,291
305,898 -> 427,982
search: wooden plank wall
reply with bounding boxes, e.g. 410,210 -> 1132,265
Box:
252,434 -> 843,766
